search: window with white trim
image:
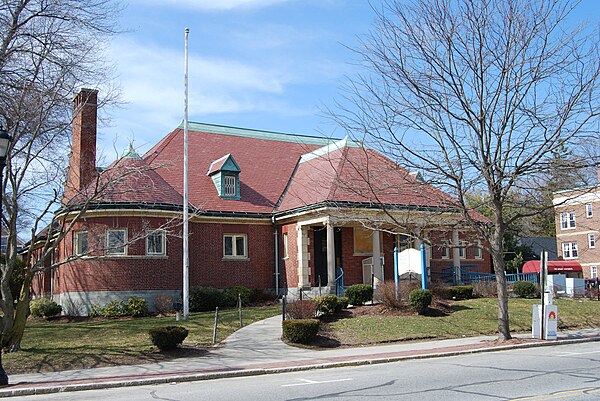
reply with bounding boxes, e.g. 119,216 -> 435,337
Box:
560,212 -> 576,229
74,231 -> 88,256
562,242 -> 578,259
586,203 -> 593,218
473,240 -> 482,259
458,240 -> 466,259
224,234 -> 247,258
441,240 -> 450,259
223,175 -> 237,197
282,233 -> 288,259
591,266 -> 598,279
106,229 -> 127,255
146,230 -> 166,255
589,233 -> 596,249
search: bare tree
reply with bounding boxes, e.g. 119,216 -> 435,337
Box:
332,0 -> 600,340
0,0 -> 123,352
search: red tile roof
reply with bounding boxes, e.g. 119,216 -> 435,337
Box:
144,124 -> 324,214
69,122 -> 485,220
67,155 -> 183,207
277,144 -> 458,212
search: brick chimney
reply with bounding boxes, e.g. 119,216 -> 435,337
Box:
63,88 -> 98,204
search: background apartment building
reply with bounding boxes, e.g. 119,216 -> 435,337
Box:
554,172 -> 600,279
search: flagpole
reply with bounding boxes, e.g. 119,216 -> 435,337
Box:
183,27 -> 190,320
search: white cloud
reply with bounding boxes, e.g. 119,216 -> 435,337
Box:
101,37 -> 306,154
132,0 -> 292,11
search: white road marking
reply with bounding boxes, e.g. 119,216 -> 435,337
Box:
282,378 -> 354,387
556,350 -> 600,356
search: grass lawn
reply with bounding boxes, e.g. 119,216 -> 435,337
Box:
4,305 -> 281,375
326,298 -> 600,345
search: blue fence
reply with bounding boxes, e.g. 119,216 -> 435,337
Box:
433,266 -> 539,285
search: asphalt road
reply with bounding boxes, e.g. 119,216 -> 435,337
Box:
10,342 -> 600,401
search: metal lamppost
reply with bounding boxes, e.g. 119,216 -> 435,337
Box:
0,126 -> 11,386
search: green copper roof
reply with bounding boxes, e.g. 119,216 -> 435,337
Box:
179,121 -> 347,146
122,143 -> 142,159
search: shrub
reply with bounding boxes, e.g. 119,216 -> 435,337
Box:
409,288 -> 432,314
282,319 -> 320,344
286,300 -> 316,319
472,281 -> 497,298
88,304 -> 102,318
154,294 -> 174,314
374,281 -> 402,309
345,284 -> 373,306
189,286 -> 223,312
335,297 -> 348,312
126,297 -> 149,317
315,295 -> 339,315
149,326 -> 189,351
29,299 -> 62,318
432,285 -> 474,300
249,288 -> 273,304
223,286 -> 252,307
513,281 -> 538,298
101,300 -> 128,317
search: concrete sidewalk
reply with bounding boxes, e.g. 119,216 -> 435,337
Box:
3,316 -> 600,397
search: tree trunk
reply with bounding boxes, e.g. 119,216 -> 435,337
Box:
5,271 -> 33,352
490,216 -> 511,341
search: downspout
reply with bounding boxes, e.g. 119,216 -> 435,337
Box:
272,216 -> 280,297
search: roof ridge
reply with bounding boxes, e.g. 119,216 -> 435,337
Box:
181,121 -> 342,146
143,128 -> 181,164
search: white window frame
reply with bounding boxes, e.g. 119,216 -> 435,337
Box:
223,234 -> 247,259
282,233 -> 288,259
473,240 -> 482,259
560,212 -> 576,230
441,240 -> 450,259
589,233 -> 596,249
74,231 -> 88,256
586,203 -> 593,218
562,242 -> 578,259
146,229 -> 166,256
223,175 -> 237,197
591,266 -> 598,279
458,240 -> 466,259
106,229 -> 127,255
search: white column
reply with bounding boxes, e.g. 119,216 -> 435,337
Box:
413,226 -> 422,248
297,225 -> 310,288
372,229 -> 382,286
326,220 -> 336,291
452,229 -> 461,284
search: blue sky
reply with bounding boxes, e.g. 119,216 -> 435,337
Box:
99,0 -> 599,162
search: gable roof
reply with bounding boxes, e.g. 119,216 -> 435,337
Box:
207,153 -> 241,176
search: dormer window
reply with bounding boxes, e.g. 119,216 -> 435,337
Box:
223,175 -> 237,197
207,153 -> 241,200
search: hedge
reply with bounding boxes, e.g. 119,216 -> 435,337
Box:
149,326 -> 189,350
345,284 -> 373,306
282,319 -> 320,344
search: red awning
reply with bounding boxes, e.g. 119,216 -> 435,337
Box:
522,260 -> 583,274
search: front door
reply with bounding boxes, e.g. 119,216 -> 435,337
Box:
313,228 -> 328,286
313,227 -> 344,287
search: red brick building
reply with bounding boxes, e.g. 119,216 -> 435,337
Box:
32,89 -> 491,314
553,174 -> 600,279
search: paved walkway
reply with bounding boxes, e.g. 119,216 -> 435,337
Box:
3,316 -> 600,397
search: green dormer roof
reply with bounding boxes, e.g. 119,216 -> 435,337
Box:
207,153 -> 241,176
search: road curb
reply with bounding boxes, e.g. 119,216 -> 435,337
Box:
2,335 -> 599,397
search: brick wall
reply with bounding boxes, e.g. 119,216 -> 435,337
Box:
555,189 -> 600,277
44,215 -> 275,297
